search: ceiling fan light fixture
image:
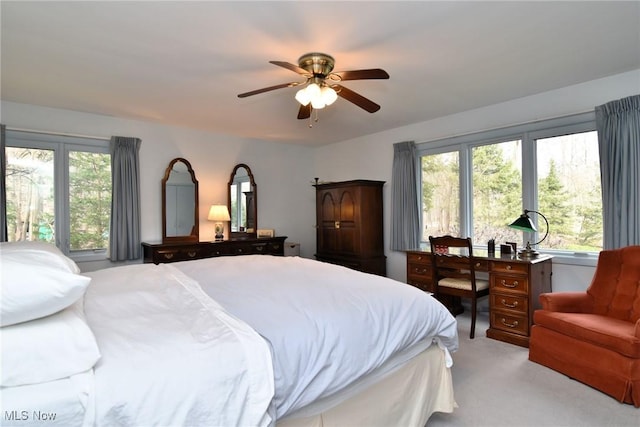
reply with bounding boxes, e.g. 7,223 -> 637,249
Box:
239,52 -> 388,120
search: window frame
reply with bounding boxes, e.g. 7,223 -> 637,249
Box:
5,130 -> 111,262
416,112 -> 599,267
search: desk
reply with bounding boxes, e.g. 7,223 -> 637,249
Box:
406,250 -> 552,347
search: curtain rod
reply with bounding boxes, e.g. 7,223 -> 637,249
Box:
5,126 -> 110,141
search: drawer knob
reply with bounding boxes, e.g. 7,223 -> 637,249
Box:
163,253 -> 174,259
501,299 -> 519,308
187,251 -> 197,258
501,318 -> 519,328
501,279 -> 518,288
506,265 -> 512,270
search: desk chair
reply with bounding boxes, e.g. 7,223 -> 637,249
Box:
429,235 -> 489,339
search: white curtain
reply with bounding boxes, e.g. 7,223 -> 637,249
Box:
110,136 -> 142,261
595,94 -> 640,249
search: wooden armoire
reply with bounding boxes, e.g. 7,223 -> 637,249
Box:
315,180 -> 386,276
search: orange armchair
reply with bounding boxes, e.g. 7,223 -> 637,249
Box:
529,245 -> 640,407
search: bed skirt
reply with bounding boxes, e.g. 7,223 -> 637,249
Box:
277,344 -> 456,427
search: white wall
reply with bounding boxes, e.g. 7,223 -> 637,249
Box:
1,101 -> 317,270
3,70 -> 637,287
313,69 -> 640,292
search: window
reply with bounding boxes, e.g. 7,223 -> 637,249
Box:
421,151 -> 460,240
417,112 -> 602,263
4,131 -> 111,261
535,130 -> 601,252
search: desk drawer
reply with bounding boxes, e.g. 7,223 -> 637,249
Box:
407,252 -> 430,265
491,274 -> 529,295
407,262 -> 431,280
490,294 -> 528,315
490,311 -> 528,336
490,260 -> 529,274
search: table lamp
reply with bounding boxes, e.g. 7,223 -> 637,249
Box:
208,204 -> 230,241
508,209 -> 549,258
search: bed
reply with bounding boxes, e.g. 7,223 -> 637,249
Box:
0,242 -> 458,426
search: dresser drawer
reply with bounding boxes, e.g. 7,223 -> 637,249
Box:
490,311 -> 528,336
490,293 -> 528,315
155,247 -> 202,263
491,274 -> 529,295
490,260 -> 529,274
267,240 -> 284,255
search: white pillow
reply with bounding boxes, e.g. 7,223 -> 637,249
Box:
0,298 -> 101,387
1,256 -> 91,326
0,241 -> 81,274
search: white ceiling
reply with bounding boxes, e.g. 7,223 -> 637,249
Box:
2,1 -> 639,147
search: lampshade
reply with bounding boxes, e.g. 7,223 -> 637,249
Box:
208,204 -> 230,222
508,213 -> 538,233
508,209 -> 549,258
295,88 -> 311,106
321,86 -> 338,106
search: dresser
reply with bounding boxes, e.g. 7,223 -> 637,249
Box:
142,236 -> 287,264
315,180 -> 386,276
406,250 -> 552,347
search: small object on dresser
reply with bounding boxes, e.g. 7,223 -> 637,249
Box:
257,229 -> 275,238
500,244 -> 512,255
506,241 -> 517,253
487,239 -> 495,255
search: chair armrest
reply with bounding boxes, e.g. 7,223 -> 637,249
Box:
635,319 -> 640,339
539,292 -> 594,313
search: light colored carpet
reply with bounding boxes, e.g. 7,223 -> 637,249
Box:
427,311 -> 638,426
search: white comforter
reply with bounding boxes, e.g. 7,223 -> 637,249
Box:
84,263 -> 274,427
175,255 -> 458,419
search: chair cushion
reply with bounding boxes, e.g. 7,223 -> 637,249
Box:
534,310 -> 640,358
439,278 -> 489,291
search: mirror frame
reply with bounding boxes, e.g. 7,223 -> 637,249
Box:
162,158 -> 199,243
228,163 -> 257,239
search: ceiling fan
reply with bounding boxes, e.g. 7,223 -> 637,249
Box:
237,52 -> 389,120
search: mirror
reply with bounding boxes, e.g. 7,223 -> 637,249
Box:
228,163 -> 257,239
162,158 -> 199,243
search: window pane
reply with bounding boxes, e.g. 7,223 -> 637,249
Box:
69,151 -> 111,251
421,152 -> 460,240
5,147 -> 55,243
472,140 -> 522,246
536,131 -> 602,251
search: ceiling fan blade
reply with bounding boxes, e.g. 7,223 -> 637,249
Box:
331,68 -> 389,81
270,61 -> 311,76
297,104 -> 311,120
237,82 -> 300,98
334,85 -> 381,113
